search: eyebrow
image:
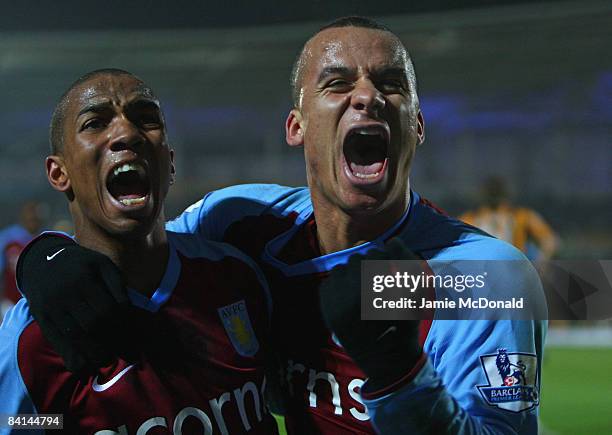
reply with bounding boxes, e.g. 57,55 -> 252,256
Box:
372,66 -> 409,78
76,97 -> 159,118
316,65 -> 409,84
77,100 -> 112,118
127,99 -> 160,112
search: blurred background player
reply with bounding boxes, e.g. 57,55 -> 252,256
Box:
0,69 -> 277,433
460,177 -> 559,260
0,201 -> 43,320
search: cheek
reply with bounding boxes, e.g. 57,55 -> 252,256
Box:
68,169 -> 100,210
65,146 -> 103,198
303,144 -> 321,174
304,95 -> 347,134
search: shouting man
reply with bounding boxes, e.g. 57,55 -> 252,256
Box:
0,69 -> 277,434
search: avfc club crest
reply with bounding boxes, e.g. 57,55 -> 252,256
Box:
477,349 -> 540,413
218,300 -> 260,357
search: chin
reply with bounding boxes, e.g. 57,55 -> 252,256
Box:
106,214 -> 159,239
339,190 -> 389,215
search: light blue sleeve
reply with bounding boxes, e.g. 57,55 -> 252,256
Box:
165,192 -> 215,238
365,320 -> 545,434
166,183 -> 303,241
0,299 -> 42,435
364,243 -> 547,434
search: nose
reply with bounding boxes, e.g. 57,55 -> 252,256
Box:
109,116 -> 145,152
351,80 -> 385,116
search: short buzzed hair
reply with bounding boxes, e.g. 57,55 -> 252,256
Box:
289,16 -> 417,108
49,68 -> 146,155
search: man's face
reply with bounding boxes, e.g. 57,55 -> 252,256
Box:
48,74 -> 174,238
288,27 -> 424,214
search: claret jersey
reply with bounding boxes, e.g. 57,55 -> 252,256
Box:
0,231 -> 278,434
168,184 -> 546,434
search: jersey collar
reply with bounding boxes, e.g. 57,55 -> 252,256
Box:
127,236 -> 181,312
262,191 -> 419,276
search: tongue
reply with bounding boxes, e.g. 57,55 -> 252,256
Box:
344,135 -> 387,176
108,171 -> 148,201
349,161 -> 384,175
113,183 -> 146,200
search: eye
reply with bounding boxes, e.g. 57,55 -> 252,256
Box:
81,117 -> 107,131
378,80 -> 405,93
327,79 -> 352,91
132,106 -> 163,130
139,114 -> 162,129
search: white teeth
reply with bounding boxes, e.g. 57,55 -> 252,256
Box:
354,172 -> 380,179
119,197 -> 146,206
113,163 -> 144,178
354,128 -> 384,136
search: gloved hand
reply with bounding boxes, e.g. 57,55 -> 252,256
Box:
16,233 -> 130,373
319,238 -> 424,392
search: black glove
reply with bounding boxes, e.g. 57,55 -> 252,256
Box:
319,238 -> 423,392
16,233 -> 130,373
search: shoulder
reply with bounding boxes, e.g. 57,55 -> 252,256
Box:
183,183 -> 309,219
166,184 -> 311,239
407,192 -> 532,261
405,194 -> 542,297
0,299 -> 35,343
402,194 -> 494,257
206,183 -> 307,203
431,232 -> 542,299
444,230 -> 527,261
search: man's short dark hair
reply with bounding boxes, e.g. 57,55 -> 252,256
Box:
49,68 -> 144,155
289,16 -> 415,108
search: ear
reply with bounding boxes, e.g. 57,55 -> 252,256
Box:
46,155 -> 71,193
416,110 -> 425,146
169,148 -> 176,185
285,109 -> 304,147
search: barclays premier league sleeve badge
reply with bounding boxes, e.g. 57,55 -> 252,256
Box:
477,349 -> 540,412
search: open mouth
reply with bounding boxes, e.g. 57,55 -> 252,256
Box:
105,162 -> 151,208
343,125 -> 389,183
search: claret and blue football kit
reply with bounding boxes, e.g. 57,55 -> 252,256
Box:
0,183 -> 545,434
168,184 -> 546,434
0,232 -> 278,434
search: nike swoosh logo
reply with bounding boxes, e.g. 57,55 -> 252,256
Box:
46,248 -> 66,261
376,326 -> 397,341
92,364 -> 136,392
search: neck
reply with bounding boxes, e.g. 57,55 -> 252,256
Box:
74,219 -> 169,298
311,190 -> 410,255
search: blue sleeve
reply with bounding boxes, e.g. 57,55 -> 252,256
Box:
364,320 -> 545,434
0,300 -> 42,435
166,183 -> 305,241
166,192 -> 215,239
364,245 -> 546,434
